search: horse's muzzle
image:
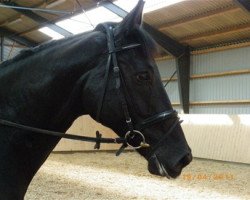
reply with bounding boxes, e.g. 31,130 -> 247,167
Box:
148,152 -> 192,179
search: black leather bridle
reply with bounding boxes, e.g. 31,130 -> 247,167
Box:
95,24 -> 180,156
0,24 -> 180,157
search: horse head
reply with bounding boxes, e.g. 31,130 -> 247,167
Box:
82,0 -> 192,178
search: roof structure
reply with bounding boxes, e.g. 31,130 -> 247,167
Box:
0,0 -> 249,57
0,0 -> 250,113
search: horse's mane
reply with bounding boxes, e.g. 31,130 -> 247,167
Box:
0,22 -> 158,69
0,30 -> 94,69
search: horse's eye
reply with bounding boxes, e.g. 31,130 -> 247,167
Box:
136,72 -> 151,82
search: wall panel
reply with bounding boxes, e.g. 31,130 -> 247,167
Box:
190,105 -> 250,114
157,59 -> 176,77
54,114 -> 250,164
190,74 -> 250,102
157,46 -> 250,114
2,38 -> 22,61
157,59 -> 180,103
54,115 -> 120,151
164,81 -> 180,103
191,46 -> 250,75
181,114 -> 250,164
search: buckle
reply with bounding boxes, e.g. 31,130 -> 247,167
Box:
94,131 -> 102,150
126,118 -> 132,123
125,130 -> 150,149
113,66 -> 119,73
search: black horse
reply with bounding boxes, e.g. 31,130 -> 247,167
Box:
0,1 -> 192,199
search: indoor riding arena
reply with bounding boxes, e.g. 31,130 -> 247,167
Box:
0,0 -> 249,200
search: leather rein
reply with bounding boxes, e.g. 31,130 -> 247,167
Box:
0,24 -> 180,156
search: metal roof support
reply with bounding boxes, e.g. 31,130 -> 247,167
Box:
142,23 -> 186,58
0,36 -> 4,62
98,0 -> 127,18
99,0 -> 186,57
2,2 -> 72,37
100,0 -> 190,112
0,27 -> 37,47
176,46 -> 190,113
236,0 -> 250,12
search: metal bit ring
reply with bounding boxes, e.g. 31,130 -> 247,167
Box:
125,130 -> 149,149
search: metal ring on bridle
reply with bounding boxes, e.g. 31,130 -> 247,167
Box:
125,130 -> 146,149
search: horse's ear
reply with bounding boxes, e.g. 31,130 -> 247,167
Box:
115,0 -> 145,36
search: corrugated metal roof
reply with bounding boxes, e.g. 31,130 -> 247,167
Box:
145,0 -> 236,27
0,0 -> 249,52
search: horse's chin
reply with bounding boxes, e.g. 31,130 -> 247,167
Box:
147,154 -> 182,179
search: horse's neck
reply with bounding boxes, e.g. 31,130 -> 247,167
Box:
1,31 -> 106,131
0,31 -> 107,199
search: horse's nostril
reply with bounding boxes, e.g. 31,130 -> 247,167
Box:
180,153 -> 192,167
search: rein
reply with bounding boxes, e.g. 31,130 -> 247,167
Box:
0,119 -> 125,150
0,24 -> 180,157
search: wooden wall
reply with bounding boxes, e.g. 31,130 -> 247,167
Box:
181,114 -> 250,164
54,115 -> 120,151
54,114 -> 250,164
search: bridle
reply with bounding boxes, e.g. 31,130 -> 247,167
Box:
94,24 -> 180,156
0,24 -> 180,157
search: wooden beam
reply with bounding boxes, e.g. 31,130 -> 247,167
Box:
171,102 -> 180,106
0,3 -> 71,15
159,5 -> 239,30
196,37 -> 250,51
0,14 -> 21,27
191,69 -> 250,79
1,43 -> 24,48
162,77 -> 177,82
192,39 -> 250,55
14,7 -> 89,38
162,69 -> 250,82
0,27 -> 37,47
172,99 -> 250,106
3,2 -> 72,37
0,1 -> 59,28
155,55 -> 174,61
180,22 -> 250,42
156,38 -> 250,58
190,100 -> 250,106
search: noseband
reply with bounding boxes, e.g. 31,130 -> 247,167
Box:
0,24 -> 180,157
